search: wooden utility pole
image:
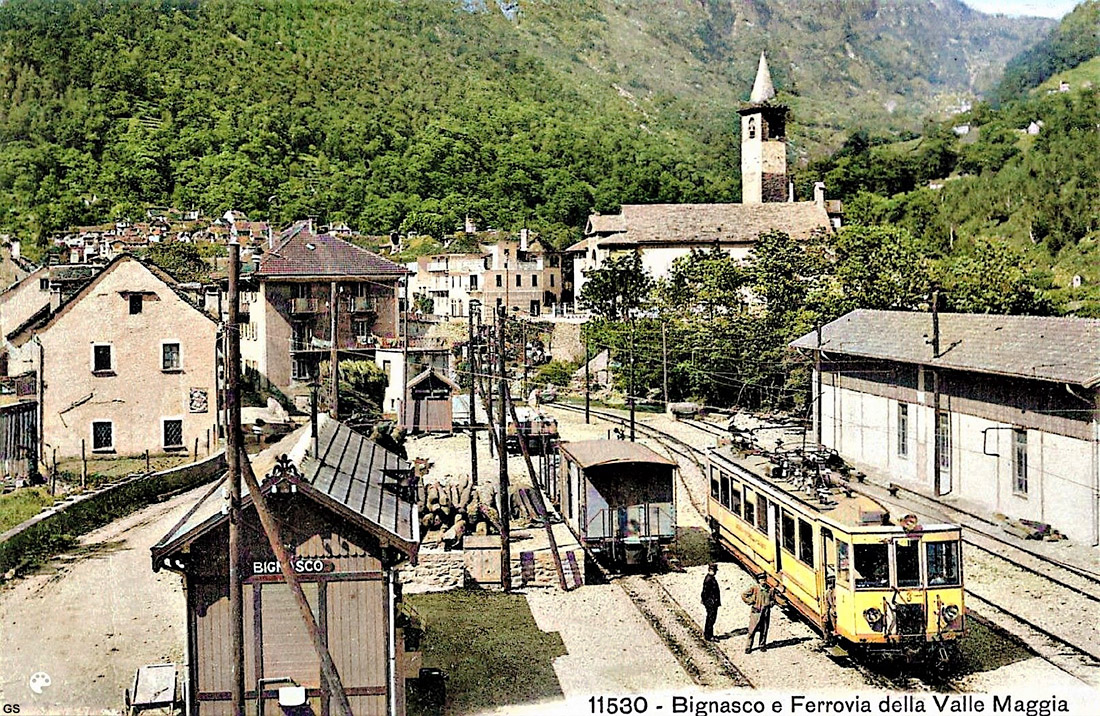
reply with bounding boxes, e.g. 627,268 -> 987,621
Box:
402,277 -> 410,429
503,385 -> 568,590
226,241 -> 245,716
931,286 -> 943,497
239,449 -> 354,716
661,321 -> 668,409
584,332 -> 590,424
629,319 -> 636,442
468,305 -> 479,485
483,317 -> 495,459
80,439 -> 87,490
497,305 -> 512,593
815,323 -> 823,448
521,322 -> 529,399
329,281 -> 339,419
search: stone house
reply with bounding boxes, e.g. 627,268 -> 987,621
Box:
7,255 -> 219,460
791,310 -> 1100,545
240,224 -> 407,403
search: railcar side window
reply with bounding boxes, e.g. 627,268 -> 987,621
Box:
730,481 -> 742,517
896,541 -> 921,588
743,488 -> 755,526
927,541 -> 961,587
853,543 -> 889,589
720,472 -> 731,509
755,494 -> 769,534
837,541 -> 851,585
798,519 -> 814,566
781,510 -> 796,554
710,468 -> 719,500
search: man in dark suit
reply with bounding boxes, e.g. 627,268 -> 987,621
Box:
701,563 -> 721,641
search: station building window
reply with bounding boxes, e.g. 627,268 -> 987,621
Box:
1013,429 -> 1028,495
897,403 -> 909,458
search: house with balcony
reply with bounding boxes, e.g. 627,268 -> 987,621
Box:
475,230 -> 567,317
242,225 -> 408,405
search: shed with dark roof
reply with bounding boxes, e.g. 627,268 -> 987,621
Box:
151,416 -> 419,716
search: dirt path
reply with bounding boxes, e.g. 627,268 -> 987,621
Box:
0,483 -> 213,715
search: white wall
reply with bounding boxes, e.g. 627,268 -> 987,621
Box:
819,378 -> 1098,545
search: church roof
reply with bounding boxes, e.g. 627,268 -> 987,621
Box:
750,52 -> 776,103
586,202 -> 831,248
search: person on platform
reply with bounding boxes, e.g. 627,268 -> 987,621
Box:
742,572 -> 778,653
701,563 -> 721,641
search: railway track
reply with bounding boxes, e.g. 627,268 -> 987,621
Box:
553,404 -> 1100,686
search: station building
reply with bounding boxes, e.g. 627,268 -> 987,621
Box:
791,310 -> 1100,545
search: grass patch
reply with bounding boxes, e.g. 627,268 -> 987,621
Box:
406,589 -> 566,715
55,454 -> 194,489
0,487 -> 55,533
668,526 -> 712,568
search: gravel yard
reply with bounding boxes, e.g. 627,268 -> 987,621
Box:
0,484 -> 201,714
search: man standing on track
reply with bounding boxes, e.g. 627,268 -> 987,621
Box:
701,563 -> 721,641
743,572 -> 778,653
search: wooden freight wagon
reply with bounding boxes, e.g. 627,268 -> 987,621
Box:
152,415 -> 420,716
401,368 -> 458,434
558,439 -> 676,566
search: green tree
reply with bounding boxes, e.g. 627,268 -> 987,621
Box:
145,241 -> 209,283
938,240 -> 1052,315
579,252 -> 654,321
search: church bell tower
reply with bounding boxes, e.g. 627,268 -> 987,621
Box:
740,52 -> 788,204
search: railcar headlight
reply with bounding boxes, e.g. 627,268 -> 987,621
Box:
941,604 -> 960,622
863,607 -> 883,626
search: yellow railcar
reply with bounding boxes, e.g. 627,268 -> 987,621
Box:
707,445 -> 965,659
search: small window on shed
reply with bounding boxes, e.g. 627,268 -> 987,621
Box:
92,421 -> 114,452
129,294 -> 143,314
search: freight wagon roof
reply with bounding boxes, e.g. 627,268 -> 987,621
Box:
560,439 -> 676,469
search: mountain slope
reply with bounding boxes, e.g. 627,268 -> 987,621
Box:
0,0 -> 1053,256
994,0 -> 1100,104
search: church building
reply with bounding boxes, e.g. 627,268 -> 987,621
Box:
570,53 -> 835,297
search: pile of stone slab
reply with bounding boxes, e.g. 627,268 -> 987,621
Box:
994,513 -> 1067,541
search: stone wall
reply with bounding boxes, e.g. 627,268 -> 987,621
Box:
549,321 -> 584,363
398,545 -> 466,594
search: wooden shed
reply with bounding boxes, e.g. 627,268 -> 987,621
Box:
152,415 -> 420,716
401,368 -> 458,434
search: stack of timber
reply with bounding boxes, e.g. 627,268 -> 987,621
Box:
994,513 -> 1068,541
415,473 -> 545,548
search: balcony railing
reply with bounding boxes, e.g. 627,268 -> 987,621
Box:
291,297 -> 321,314
348,296 -> 376,313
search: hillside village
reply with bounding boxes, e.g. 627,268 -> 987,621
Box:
0,2 -> 1098,716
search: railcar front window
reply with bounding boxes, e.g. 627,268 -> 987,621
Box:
927,541 -> 961,587
896,541 -> 921,588
854,543 -> 889,589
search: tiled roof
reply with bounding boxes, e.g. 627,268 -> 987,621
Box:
790,309 -> 1100,388
586,202 -> 831,247
152,416 -> 418,567
257,229 -> 408,278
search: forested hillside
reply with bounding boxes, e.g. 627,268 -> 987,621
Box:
994,0 -> 1099,105
0,0 -> 1050,260
799,37 -> 1100,316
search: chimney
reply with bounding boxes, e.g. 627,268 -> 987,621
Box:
520,228 -> 529,252
788,181 -> 794,203
10,240 -> 20,260
814,182 -> 826,207
49,282 -> 61,311
465,216 -> 477,234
